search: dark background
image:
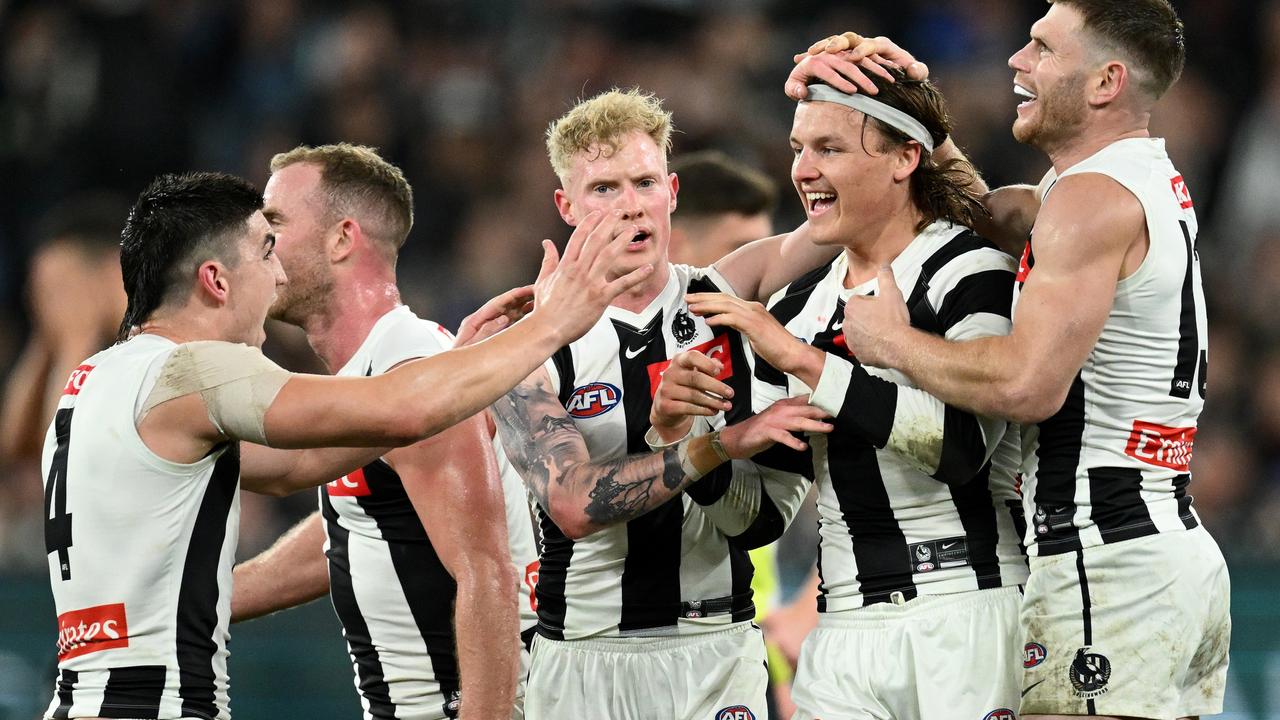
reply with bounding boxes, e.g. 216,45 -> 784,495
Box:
1,0 -> 1277,717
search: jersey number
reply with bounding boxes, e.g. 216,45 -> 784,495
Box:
44,408 -> 74,580
1170,220 -> 1206,400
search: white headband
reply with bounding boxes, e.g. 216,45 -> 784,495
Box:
805,84 -> 935,154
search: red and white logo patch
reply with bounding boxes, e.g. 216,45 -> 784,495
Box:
1170,175 -> 1193,209
647,334 -> 733,397
524,560 -> 540,612
1124,420 -> 1195,472
327,468 -> 371,496
1016,242 -> 1033,283
57,603 -> 128,660
62,365 -> 95,396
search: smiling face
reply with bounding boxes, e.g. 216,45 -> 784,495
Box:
789,101 -> 907,247
1008,3 -> 1093,151
262,162 -> 338,326
554,130 -> 677,281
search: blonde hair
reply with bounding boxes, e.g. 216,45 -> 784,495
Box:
545,88 -> 674,184
270,143 -> 414,248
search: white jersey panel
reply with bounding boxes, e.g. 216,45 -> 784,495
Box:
1018,138 -> 1206,556
43,334 -> 240,720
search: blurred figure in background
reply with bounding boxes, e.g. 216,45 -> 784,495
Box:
0,193 -> 127,463
667,150 -> 778,269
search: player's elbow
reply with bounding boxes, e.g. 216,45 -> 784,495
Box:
1000,376 -> 1068,425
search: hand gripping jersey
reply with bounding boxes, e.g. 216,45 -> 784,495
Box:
43,334 -> 240,720
762,221 -> 1028,612
320,306 -> 538,720
532,264 -> 810,640
1019,139 -> 1208,557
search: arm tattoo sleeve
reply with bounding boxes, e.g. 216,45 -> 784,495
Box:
492,372 -> 704,530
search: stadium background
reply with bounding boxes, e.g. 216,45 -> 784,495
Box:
0,0 -> 1276,717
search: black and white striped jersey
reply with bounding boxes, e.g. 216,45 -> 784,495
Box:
761,221 -> 1028,612
321,306 -> 538,720
42,334 -> 239,720
531,264 -> 811,640
1018,139 -> 1208,557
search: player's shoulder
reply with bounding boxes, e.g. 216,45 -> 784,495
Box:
926,224 -> 1016,275
1038,173 -> 1145,247
677,262 -> 738,297
361,306 -> 454,375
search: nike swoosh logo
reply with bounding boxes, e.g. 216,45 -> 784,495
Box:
1021,679 -> 1046,697
941,541 -> 959,550
831,320 -> 843,331
624,345 -> 647,359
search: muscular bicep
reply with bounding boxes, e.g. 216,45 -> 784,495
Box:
391,413 -> 511,579
1008,173 -> 1145,410
490,366 -> 591,511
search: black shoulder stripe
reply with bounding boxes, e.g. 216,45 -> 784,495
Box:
768,261 -> 836,327
936,269 -> 1016,334
551,346 -> 575,407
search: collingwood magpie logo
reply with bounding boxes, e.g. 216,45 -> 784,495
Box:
1068,647 -> 1111,698
672,307 -> 697,346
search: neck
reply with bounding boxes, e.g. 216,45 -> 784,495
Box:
842,200 -> 924,287
138,309 -> 227,345
298,271 -> 402,372
1046,112 -> 1150,172
609,261 -> 671,315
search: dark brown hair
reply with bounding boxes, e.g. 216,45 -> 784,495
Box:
1052,0 -> 1185,99
857,69 -> 987,233
670,150 -> 777,219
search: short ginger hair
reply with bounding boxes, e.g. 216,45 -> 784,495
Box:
545,88 -> 674,185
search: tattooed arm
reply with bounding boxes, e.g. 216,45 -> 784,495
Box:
491,366 -> 829,539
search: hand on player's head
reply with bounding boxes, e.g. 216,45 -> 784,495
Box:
785,32 -> 929,101
530,210 -> 654,344
651,349 -> 734,432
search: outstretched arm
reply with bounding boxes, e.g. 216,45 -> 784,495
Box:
239,444 -> 387,496
714,223 -> 840,302
492,366 -> 828,539
232,513 -> 328,623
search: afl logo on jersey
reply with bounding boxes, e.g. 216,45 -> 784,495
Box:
1024,641 -> 1047,668
983,709 -> 1016,720
566,382 -> 622,418
715,706 -> 755,720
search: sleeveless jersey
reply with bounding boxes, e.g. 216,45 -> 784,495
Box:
320,306 -> 538,719
763,222 -> 1028,611
1018,138 -> 1208,557
43,334 -> 240,720
531,264 -> 810,640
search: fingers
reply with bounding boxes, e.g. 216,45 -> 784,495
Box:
674,349 -> 726,381
562,210 -> 607,264
583,213 -> 636,271
604,263 -> 655,300
657,399 -> 720,418
786,54 -> 864,98
877,266 -> 903,302
535,239 -> 560,287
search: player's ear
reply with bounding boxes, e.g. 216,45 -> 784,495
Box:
892,142 -> 922,182
668,172 -> 679,214
1090,60 -> 1127,107
197,260 -> 230,306
332,218 -> 358,262
554,188 -> 577,226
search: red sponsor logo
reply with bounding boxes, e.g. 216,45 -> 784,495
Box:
57,603 -> 128,660
1016,242 -> 1032,283
1124,420 -> 1195,471
1171,175 -> 1193,209
327,468 -> 371,496
647,335 -> 733,397
523,560 -> 540,612
63,365 -> 95,396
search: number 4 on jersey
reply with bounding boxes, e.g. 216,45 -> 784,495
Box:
45,407 -> 75,580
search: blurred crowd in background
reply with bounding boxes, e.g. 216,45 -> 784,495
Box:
0,0 -> 1276,633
